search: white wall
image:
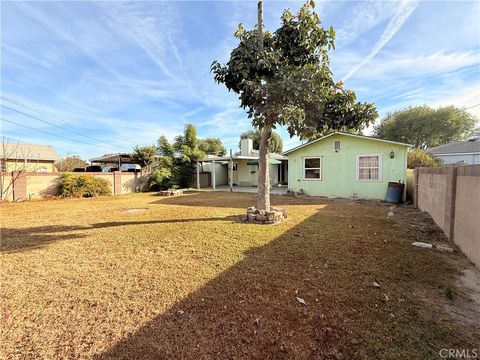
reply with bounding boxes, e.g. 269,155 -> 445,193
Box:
202,162 -> 228,186
434,153 -> 479,165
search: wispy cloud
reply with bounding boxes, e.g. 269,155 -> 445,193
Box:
343,0 -> 419,81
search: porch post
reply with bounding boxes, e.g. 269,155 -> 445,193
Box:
229,149 -> 233,192
212,160 -> 216,190
196,161 -> 200,189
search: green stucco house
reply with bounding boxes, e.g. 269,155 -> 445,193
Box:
284,132 -> 411,200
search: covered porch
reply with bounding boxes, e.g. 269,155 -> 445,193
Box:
196,155 -> 288,191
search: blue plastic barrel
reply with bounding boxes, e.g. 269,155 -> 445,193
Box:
385,182 -> 404,203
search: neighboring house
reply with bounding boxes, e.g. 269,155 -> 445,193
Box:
283,132 -> 411,200
427,138 -> 480,165
198,138 -> 287,188
0,142 -> 60,173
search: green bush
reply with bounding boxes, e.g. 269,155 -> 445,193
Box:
408,149 -> 443,169
59,173 -> 112,198
148,167 -> 174,191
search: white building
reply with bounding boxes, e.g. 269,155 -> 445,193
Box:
428,138 -> 480,165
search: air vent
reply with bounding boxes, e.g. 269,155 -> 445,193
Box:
334,140 -> 341,151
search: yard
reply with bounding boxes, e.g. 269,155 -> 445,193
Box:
1,192 -> 478,359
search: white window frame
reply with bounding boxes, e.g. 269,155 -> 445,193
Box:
303,156 -> 323,181
356,154 -> 383,182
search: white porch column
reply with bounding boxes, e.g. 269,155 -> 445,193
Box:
212,160 -> 216,190
196,161 -> 200,189
229,149 -> 233,192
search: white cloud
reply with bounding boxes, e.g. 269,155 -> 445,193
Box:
335,1 -> 397,46
343,0 -> 419,81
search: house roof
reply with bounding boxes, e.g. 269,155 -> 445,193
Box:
201,151 -> 286,162
427,139 -> 480,155
282,132 -> 413,155
0,142 -> 60,161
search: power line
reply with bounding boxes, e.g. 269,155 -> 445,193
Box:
464,104 -> 480,110
1,117 -> 120,151
1,104 -> 124,149
0,96 -> 144,143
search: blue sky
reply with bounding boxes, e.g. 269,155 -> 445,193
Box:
1,0 -> 479,159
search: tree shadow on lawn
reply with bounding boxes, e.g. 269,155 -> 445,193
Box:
150,191 -> 323,209
0,216 -> 242,253
95,209 -> 473,360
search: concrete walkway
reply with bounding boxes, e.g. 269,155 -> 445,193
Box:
213,185 -> 288,195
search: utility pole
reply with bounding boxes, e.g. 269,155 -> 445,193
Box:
258,1 -> 263,50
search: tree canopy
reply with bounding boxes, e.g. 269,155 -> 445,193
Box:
198,137 -> 227,156
374,105 -> 478,149
155,124 -> 206,189
211,3 -> 377,140
212,1 -> 377,211
239,129 -> 283,153
55,155 -> 88,172
132,145 -> 157,174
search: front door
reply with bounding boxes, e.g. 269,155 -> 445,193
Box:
249,165 -> 258,186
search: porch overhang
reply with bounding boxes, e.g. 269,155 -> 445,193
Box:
246,159 -> 282,165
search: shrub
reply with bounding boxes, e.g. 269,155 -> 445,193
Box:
148,167 -> 173,191
59,173 -> 112,198
407,149 -> 443,169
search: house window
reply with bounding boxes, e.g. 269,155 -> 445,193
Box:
0,160 -> 6,172
232,163 -> 238,171
357,155 -> 382,181
303,157 -> 322,180
334,140 -> 341,151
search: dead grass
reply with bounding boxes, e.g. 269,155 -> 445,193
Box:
0,192 -> 477,359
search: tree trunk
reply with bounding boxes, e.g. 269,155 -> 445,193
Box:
257,123 -> 271,211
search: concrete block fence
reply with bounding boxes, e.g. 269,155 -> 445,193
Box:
414,164 -> 480,268
0,171 -> 143,202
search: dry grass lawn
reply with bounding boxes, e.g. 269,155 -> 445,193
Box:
1,191 -> 478,359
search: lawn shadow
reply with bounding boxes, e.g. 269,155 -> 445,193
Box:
93,206 -> 473,359
1,215 -> 243,253
150,191 -> 321,209
94,210 -> 366,359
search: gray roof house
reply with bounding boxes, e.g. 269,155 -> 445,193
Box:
428,138 -> 480,165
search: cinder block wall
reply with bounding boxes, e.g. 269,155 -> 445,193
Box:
0,171 -> 142,201
414,165 -> 480,268
453,165 -> 480,268
0,172 -> 14,201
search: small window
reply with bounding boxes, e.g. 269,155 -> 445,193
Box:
357,155 -> 381,181
303,157 -> 322,180
334,140 -> 341,151
232,163 -> 238,171
0,160 -> 6,172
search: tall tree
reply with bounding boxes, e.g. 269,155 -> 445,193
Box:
157,124 -> 206,188
55,155 -> 88,172
374,105 -> 478,149
132,145 -> 157,175
212,1 -> 376,211
239,129 -> 283,153
198,138 -> 227,156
